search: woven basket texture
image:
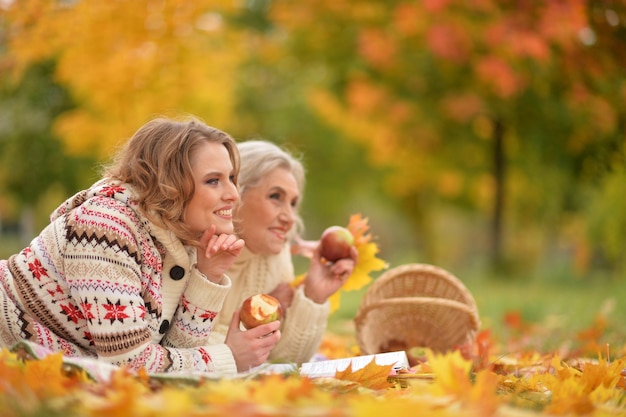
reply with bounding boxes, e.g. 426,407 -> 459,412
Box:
354,263 -> 480,358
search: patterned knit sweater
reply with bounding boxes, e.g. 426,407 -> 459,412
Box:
0,180 -> 237,375
209,245 -> 330,365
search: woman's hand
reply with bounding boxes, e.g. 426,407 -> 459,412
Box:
290,236 -> 318,258
197,225 -> 245,283
269,282 -> 295,313
224,309 -> 281,372
303,243 -> 358,304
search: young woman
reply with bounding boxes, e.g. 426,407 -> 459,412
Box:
209,140 -> 357,364
0,117 -> 280,375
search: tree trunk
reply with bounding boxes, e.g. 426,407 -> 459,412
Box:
492,118 -> 505,270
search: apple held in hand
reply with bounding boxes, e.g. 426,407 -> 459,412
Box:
240,293 -> 283,329
320,225 -> 355,262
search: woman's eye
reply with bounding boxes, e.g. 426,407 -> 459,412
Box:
229,175 -> 236,184
206,178 -> 219,185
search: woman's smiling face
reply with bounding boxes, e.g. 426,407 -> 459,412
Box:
235,167 -> 300,255
184,141 -> 239,236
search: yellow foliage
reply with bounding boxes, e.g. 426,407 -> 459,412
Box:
2,339 -> 626,417
308,88 -> 399,167
4,0 -> 244,159
427,349 -> 473,397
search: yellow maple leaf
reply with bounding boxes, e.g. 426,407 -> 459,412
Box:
426,350 -> 502,414
467,369 -> 502,415
427,350 -> 473,397
334,358 -> 394,390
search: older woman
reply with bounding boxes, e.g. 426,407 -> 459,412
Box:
209,140 -> 357,364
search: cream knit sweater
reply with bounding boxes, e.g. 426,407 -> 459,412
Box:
0,180 -> 237,375
209,245 -> 330,365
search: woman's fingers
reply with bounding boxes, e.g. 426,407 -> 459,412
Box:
205,233 -> 245,256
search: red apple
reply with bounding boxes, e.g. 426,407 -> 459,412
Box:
240,293 -> 283,329
319,225 -> 355,262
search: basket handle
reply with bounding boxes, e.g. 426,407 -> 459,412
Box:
354,296 -> 480,327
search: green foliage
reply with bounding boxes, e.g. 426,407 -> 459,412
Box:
0,60 -> 95,213
582,165 -> 626,273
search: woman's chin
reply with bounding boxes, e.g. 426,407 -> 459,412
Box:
214,223 -> 235,235
249,241 -> 284,256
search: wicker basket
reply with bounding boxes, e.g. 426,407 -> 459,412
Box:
354,263 -> 480,360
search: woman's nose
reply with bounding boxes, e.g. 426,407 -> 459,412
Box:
279,205 -> 296,224
224,182 -> 239,202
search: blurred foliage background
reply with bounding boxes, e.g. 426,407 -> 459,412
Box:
1,0 -> 625,338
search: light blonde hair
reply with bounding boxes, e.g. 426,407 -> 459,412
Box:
104,116 -> 240,245
236,140 -> 305,238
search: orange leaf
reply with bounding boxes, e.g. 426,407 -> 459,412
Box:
334,358 -> 394,390
347,213 -> 371,246
346,213 -> 372,245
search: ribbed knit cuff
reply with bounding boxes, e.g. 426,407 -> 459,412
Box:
202,343 -> 237,376
184,270 -> 232,310
292,285 -> 330,316
208,323 -> 229,345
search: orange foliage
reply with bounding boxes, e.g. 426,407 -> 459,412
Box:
576,314 -> 610,357
503,310 -> 528,331
439,93 -> 484,122
345,79 -> 387,116
512,32 -> 551,61
392,3 -> 425,37
539,0 -> 588,48
274,0 -> 617,226
358,28 -> 397,70
426,23 -> 472,63
422,0 -> 451,13
475,56 -> 523,98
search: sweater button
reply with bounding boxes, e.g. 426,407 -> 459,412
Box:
170,265 -> 185,280
159,320 -> 170,334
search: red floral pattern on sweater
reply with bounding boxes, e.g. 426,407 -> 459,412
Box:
0,180 -> 235,375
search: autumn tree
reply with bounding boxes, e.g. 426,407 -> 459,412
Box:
3,0 -> 624,275
1,0 -> 387,257
2,0 -> 247,159
265,0 -> 626,274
